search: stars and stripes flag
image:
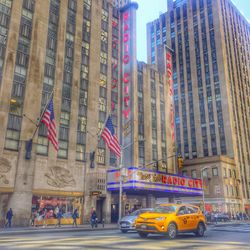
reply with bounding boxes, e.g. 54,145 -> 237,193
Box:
101,116 -> 121,157
41,97 -> 59,151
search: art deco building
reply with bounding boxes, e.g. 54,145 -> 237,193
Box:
147,0 -> 250,213
0,0 -> 180,226
112,0 -> 130,8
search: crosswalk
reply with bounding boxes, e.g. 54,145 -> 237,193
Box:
212,223 -> 250,233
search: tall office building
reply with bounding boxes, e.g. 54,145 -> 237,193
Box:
147,0 -> 250,211
112,0 -> 130,8
0,0 -> 180,226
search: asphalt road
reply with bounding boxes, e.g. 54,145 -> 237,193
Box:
0,225 -> 250,250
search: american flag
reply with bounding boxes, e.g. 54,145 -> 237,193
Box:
101,116 -> 121,157
41,97 -> 59,151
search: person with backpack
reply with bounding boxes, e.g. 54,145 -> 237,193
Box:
91,209 -> 98,228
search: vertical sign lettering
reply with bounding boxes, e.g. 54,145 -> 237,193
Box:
166,52 -> 175,142
120,3 -> 138,166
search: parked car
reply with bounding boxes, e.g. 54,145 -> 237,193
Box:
119,208 -> 153,233
214,213 -> 230,222
135,204 -> 206,239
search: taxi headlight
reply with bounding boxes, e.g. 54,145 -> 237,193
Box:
155,217 -> 166,221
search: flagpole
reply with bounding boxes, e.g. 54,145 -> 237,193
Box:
31,90 -> 54,140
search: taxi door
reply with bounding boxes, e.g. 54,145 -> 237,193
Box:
185,206 -> 197,230
176,206 -> 189,231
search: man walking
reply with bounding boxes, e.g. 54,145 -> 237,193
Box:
72,209 -> 79,227
5,208 -> 13,228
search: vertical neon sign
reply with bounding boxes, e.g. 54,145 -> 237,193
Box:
166,52 -> 175,142
120,3 -> 138,166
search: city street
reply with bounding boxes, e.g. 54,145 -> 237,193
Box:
0,224 -> 250,250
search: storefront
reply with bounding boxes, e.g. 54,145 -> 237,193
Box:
31,190 -> 84,226
107,167 -> 203,222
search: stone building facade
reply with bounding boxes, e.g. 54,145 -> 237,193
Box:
147,0 -> 250,213
0,0 -> 176,226
180,156 -> 242,215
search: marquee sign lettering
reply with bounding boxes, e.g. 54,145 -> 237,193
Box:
136,170 -> 202,189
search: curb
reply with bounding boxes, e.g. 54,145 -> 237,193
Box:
0,225 -> 119,236
211,222 -> 250,228
213,228 -> 250,233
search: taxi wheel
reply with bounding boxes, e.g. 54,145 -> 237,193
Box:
167,223 -> 177,239
121,229 -> 128,233
138,232 -> 148,238
196,222 -> 205,237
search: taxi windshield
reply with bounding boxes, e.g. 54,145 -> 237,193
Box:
152,206 -> 177,214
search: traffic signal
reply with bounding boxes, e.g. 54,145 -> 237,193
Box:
90,151 -> 95,168
177,155 -> 183,169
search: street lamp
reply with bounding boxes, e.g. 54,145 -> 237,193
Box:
201,167 -> 208,213
118,139 -> 145,223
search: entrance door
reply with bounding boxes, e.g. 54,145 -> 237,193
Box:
96,199 -> 103,223
111,204 -> 118,223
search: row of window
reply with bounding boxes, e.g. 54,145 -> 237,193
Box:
5,0 -> 34,150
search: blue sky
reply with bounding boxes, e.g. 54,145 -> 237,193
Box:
136,0 -> 250,62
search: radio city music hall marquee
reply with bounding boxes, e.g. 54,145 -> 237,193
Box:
107,168 -> 203,196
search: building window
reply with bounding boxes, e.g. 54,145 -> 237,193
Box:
58,141 -> 68,158
97,148 -> 105,164
212,167 -> 218,176
202,169 -> 208,178
191,170 -> 197,178
182,170 -> 188,176
76,144 -> 86,161
223,168 -> 227,177
36,136 -> 48,155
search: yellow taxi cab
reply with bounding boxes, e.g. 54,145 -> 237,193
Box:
135,204 -> 206,239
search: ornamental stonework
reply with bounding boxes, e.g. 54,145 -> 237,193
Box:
45,166 -> 76,188
0,158 -> 11,185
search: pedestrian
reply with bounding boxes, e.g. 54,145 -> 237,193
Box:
91,209 -> 98,228
54,205 -> 59,217
56,209 -> 63,227
42,209 -> 47,228
5,208 -> 13,228
239,211 -> 243,221
31,210 -> 37,227
72,209 -> 79,227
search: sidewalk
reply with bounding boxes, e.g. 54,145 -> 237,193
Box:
0,223 -> 119,236
208,220 -> 250,227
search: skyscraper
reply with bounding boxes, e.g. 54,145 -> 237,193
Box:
147,0 -> 250,211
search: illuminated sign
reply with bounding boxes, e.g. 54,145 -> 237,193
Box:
166,52 -> 175,142
119,3 -> 138,166
107,168 -> 203,196
111,18 -> 119,113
